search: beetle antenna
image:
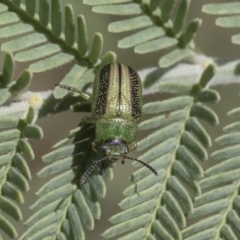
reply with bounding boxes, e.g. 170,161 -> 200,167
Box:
123,156 -> 158,176
81,157 -> 108,184
55,84 -> 90,100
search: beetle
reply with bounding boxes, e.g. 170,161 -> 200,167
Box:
56,63 -> 158,183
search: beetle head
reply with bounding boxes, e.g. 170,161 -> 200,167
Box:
101,139 -> 129,158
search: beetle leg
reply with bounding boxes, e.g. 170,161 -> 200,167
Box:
55,84 -> 91,101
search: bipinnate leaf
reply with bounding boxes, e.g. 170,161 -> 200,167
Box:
0,108 -> 42,239
0,53 -> 33,105
103,66 -> 219,239
202,2 -> 240,45
24,123 -> 113,239
183,98 -> 240,239
0,0 -> 115,97
84,0 -> 200,67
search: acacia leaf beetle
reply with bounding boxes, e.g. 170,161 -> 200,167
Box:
56,63 -> 158,183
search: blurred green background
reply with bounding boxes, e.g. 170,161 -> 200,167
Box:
1,0 -> 240,239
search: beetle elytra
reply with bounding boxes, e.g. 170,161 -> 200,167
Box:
56,63 -> 158,183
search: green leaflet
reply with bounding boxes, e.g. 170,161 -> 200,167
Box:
118,27 -> 164,49
202,2 -> 240,14
0,3 -> 7,13
0,0 -> 115,98
73,190 -> 94,230
173,0 -> 190,34
161,0 -> 177,23
0,215 -> 18,239
137,122 -> 182,151
25,124 -> 108,239
10,70 -> 32,93
217,15 -> 240,28
84,0 -> 132,6
65,4 -> 75,46
23,124 -> 44,140
39,0 -> 49,27
0,196 -> 22,221
184,18 -> 202,44
184,99 -> 240,239
93,3 -> 142,15
159,48 -> 193,68
51,0 -> 62,37
152,220 -> 174,240
15,44 -> 61,62
2,182 -> 24,204
157,207 -> 181,240
0,111 -> 42,239
102,214 -> 151,238
109,15 -> 153,33
0,23 -> 33,38
0,12 -> 19,26
232,34 -> 240,44
202,2 -> 240,45
77,15 -> 88,56
18,139 -> 34,160
117,228 -> 146,240
89,33 -> 103,65
143,96 -> 193,114
182,215 -> 220,238
2,33 -> 47,52
105,65 -> 219,239
2,52 -> 14,86
29,53 -> 74,72
8,167 -> 29,192
20,211 -> 61,239
25,0 -> 36,18
25,199 -> 68,227
86,0 -> 201,67
135,37 -> 178,54
68,204 -> 85,240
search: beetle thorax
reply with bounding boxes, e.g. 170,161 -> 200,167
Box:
101,139 -> 129,158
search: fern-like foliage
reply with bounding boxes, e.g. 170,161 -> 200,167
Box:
0,52 -> 32,105
0,0 -> 116,97
21,119 -> 114,240
102,64 -> 220,239
84,0 -> 202,67
182,103 -> 240,239
202,2 -> 240,45
0,53 -> 43,239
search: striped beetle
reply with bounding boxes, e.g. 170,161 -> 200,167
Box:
56,63 -> 158,183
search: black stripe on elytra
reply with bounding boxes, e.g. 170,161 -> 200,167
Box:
128,65 -> 141,120
118,63 -> 122,113
95,64 -> 111,116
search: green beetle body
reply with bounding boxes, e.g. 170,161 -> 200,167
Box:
92,63 -> 142,155
56,63 -> 157,183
